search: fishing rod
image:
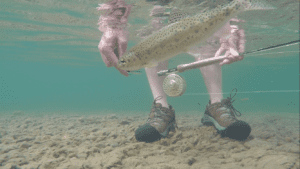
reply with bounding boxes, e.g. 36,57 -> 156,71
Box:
158,39 -> 300,76
157,39 -> 300,97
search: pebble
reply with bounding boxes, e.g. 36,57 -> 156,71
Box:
20,143 -> 32,149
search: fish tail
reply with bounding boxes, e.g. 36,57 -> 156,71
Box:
237,0 -> 276,11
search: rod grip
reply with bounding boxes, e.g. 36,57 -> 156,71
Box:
177,55 -> 227,73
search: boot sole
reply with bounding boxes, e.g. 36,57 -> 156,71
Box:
201,114 -> 226,131
201,114 -> 251,141
135,121 -> 177,143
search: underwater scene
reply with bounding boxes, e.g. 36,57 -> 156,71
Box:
0,0 -> 299,168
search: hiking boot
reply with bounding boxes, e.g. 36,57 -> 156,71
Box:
201,88 -> 251,141
135,96 -> 178,143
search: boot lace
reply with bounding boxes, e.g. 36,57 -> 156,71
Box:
147,96 -> 164,122
147,96 -> 178,129
222,88 -> 241,123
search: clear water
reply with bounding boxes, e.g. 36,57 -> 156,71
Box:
0,0 -> 299,116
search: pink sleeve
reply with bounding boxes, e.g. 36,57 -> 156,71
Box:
97,16 -> 107,32
97,3 -> 114,11
97,3 -> 113,32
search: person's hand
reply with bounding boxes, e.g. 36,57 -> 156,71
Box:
98,41 -> 129,77
120,17 -> 127,24
97,0 -> 131,77
215,18 -> 246,66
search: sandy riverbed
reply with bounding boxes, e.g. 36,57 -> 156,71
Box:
0,111 -> 299,169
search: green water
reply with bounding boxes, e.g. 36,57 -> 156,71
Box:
0,0 -> 299,115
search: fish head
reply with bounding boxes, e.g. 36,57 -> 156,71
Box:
117,51 -> 143,71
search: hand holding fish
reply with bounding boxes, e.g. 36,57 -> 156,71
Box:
117,0 -> 274,71
97,0 -> 132,77
216,18 -> 246,66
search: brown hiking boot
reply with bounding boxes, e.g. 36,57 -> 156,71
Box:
135,96 -> 178,143
201,88 -> 251,141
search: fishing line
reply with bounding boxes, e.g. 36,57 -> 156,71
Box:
181,40 -> 300,96
159,39 -> 300,97
184,90 -> 300,96
242,39 -> 299,55
245,51 -> 298,57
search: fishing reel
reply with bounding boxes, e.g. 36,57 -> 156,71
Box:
157,67 -> 187,97
162,73 -> 186,97
157,55 -> 227,97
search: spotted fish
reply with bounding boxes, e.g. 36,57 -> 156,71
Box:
167,7 -> 190,24
117,0 -> 275,71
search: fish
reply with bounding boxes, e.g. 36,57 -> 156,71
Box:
117,0 -> 275,71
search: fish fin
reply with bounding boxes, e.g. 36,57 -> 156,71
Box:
237,0 -> 276,11
145,61 -> 158,68
127,70 -> 142,75
186,46 -> 201,57
167,8 -> 189,24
